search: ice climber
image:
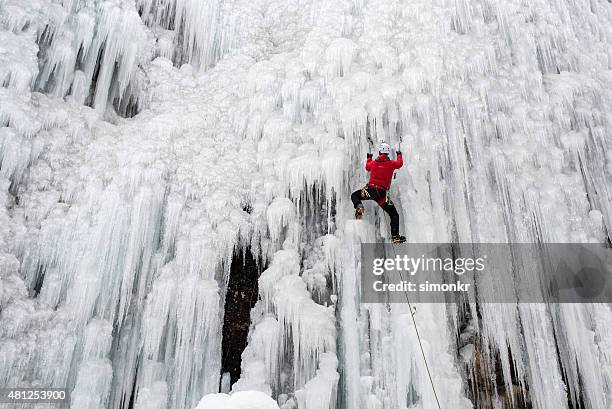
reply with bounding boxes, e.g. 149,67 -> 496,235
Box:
351,142 -> 406,243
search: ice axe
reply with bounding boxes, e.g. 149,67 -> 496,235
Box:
393,135 -> 402,180
366,135 -> 374,154
394,136 -> 417,194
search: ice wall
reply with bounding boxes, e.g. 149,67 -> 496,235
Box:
1,0 -> 612,408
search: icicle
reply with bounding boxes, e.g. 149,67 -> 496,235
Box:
273,275 -> 336,388
232,361 -> 272,395
0,30 -> 38,92
335,220 -> 374,408
281,60 -> 307,122
295,353 -> 339,409
138,251 -> 222,409
284,150 -> 323,207
324,38 -> 356,79
70,360 -> 113,409
340,102 -> 367,149
553,304 -> 608,409
518,304 -> 569,409
70,320 -> 113,409
321,148 -> 346,204
0,127 -> 32,183
233,313 -> 280,394
258,250 -> 301,311
37,32 -> 77,97
266,197 -> 296,247
366,42 -> 399,73
134,382 -> 168,409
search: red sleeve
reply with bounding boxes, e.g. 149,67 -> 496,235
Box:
365,157 -> 373,172
392,153 -> 404,169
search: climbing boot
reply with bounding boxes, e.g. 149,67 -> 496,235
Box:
355,204 -> 364,220
391,235 -> 406,244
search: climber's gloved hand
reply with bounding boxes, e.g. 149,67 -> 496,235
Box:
367,153 -> 373,159
396,150 -> 402,155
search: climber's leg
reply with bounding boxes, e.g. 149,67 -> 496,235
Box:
351,188 -> 368,219
351,186 -> 374,219
351,189 -> 364,208
380,197 -> 401,239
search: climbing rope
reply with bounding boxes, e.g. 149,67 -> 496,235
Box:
386,244 -> 443,409
363,132 -> 439,406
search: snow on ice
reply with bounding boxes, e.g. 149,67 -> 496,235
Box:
195,390 -> 280,409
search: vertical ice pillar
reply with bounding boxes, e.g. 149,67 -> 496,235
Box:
70,320 -> 114,409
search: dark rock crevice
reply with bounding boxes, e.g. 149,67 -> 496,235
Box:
221,248 -> 260,387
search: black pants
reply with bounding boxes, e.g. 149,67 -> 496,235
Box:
351,186 -> 400,236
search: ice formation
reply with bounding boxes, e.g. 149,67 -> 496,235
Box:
1,0 -> 612,408
195,390 -> 281,409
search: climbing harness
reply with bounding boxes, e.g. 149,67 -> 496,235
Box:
361,185 -> 371,198
386,244 -> 443,409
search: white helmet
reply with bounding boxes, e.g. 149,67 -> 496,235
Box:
378,142 -> 391,155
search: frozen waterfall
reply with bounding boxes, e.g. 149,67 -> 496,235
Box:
1,0 -> 612,408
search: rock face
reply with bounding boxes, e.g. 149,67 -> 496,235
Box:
222,248 -> 260,385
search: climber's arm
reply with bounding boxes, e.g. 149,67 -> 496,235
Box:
393,151 -> 404,169
365,153 -> 373,171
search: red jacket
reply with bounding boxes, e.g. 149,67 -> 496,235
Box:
366,153 -> 403,190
